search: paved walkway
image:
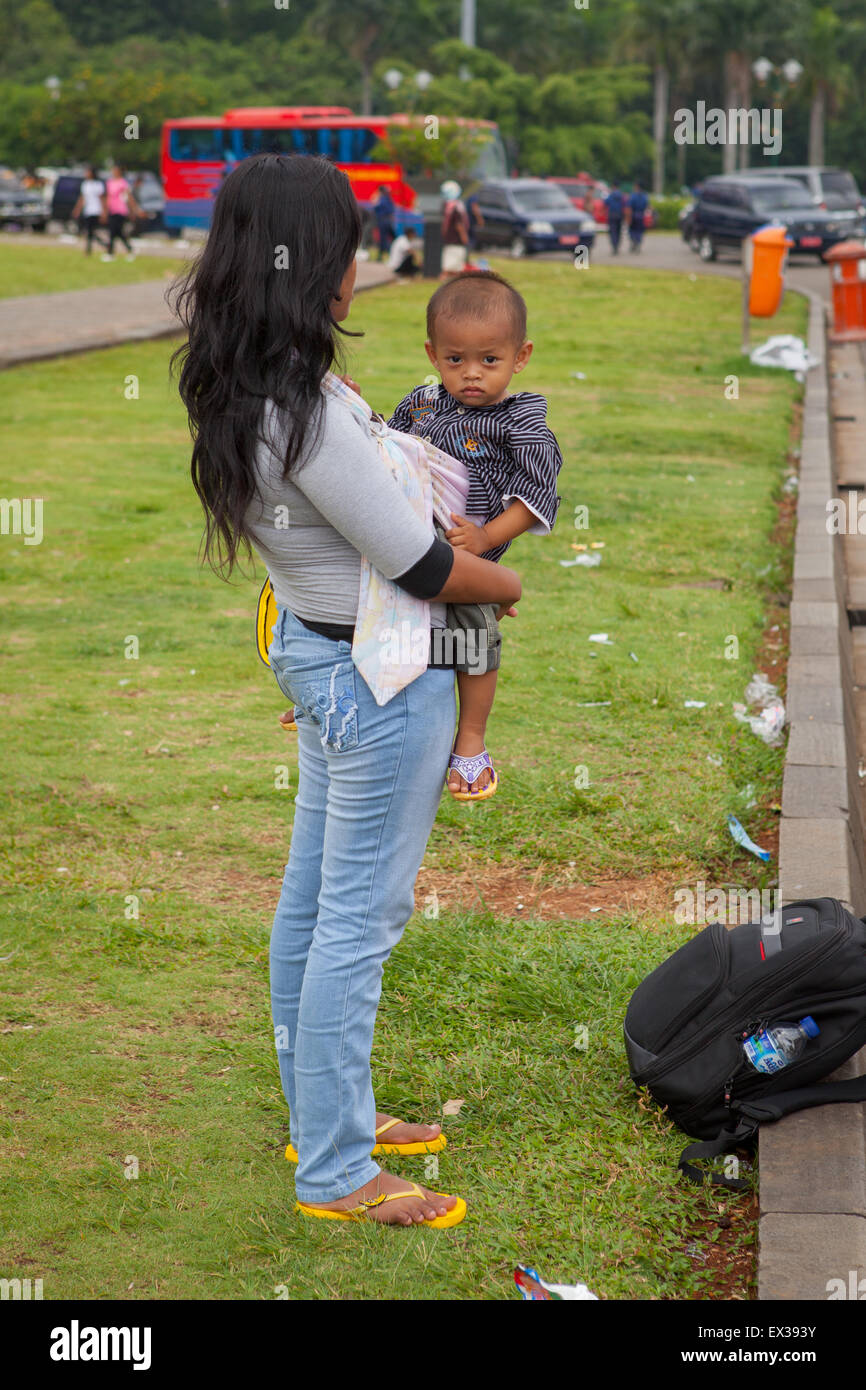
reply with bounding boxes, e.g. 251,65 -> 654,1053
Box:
0,256 -> 395,369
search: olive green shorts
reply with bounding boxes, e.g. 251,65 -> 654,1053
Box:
433,522 -> 502,676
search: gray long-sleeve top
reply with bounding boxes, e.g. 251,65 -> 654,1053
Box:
246,390 -> 453,627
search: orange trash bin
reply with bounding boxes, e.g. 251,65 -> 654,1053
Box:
748,225 -> 792,317
825,241 -> 866,342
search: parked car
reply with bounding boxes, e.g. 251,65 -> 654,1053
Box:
0,180 -> 48,231
473,178 -> 596,257
546,175 -> 656,230
50,170 -> 89,228
736,165 -> 864,223
690,175 -> 861,261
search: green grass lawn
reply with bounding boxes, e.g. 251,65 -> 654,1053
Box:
0,239 -> 188,298
0,258 -> 805,1300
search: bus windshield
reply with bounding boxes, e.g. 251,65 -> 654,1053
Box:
236,126 -> 380,162
168,128 -> 225,162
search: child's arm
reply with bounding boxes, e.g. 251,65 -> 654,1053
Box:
446,500 -> 536,555
387,388 -> 422,434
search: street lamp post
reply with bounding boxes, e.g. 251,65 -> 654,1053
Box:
751,58 -> 803,167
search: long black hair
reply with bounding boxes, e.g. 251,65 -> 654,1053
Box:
171,153 -> 362,576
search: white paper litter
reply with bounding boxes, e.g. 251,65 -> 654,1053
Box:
749,334 -> 819,377
560,553 -> 601,568
588,633 -> 614,644
684,700 -> 706,708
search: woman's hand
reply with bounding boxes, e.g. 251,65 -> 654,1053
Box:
446,513 -> 491,555
495,603 -> 519,621
340,374 -> 361,395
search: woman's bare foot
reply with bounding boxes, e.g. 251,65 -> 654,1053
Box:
300,1169 -> 457,1225
374,1112 -> 442,1146
447,727 -> 494,794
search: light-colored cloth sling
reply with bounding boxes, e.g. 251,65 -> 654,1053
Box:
322,372 -> 470,706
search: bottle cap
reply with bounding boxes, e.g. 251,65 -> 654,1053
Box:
800,1015 -> 820,1037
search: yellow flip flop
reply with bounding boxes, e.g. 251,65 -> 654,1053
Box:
286,1117 -> 447,1164
296,1181 -> 466,1228
446,750 -> 498,802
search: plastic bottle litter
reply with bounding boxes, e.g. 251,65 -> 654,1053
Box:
727,813 -> 771,863
742,1017 -> 820,1074
514,1265 -> 598,1300
560,553 -> 601,568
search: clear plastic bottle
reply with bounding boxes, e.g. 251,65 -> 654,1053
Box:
742,1016 -> 820,1074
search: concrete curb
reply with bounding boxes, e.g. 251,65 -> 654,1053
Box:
759,289 -> 866,1301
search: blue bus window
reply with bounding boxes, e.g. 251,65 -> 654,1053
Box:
170,128 -> 223,162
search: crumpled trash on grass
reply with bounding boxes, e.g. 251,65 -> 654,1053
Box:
514,1265 -> 599,1300
733,672 -> 786,746
727,813 -> 771,863
560,553 -> 601,568
749,334 -> 820,379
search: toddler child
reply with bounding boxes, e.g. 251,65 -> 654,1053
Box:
388,269 -> 563,799
279,270 -> 562,801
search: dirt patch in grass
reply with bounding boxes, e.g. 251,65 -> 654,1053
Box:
173,854 -> 681,924
682,1189 -> 758,1301
414,863 -> 678,921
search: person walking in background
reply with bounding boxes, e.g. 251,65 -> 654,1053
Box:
440,181 -> 469,276
464,186 -> 484,252
371,184 -> 396,261
101,163 -> 143,262
72,165 -> 107,256
627,181 -> 649,253
605,181 -> 625,255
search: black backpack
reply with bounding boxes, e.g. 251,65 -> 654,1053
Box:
624,897 -> 866,1188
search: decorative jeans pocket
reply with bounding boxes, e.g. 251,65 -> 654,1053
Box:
274,658 -> 359,752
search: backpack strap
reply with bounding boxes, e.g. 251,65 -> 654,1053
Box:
733,1072 -> 866,1124
678,1121 -> 757,1191
678,1073 -> 866,1188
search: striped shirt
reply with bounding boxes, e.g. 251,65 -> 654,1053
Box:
387,384 -> 563,563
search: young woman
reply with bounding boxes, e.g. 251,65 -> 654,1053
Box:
173,154 -> 520,1227
71,165 -> 106,256
102,163 -> 142,261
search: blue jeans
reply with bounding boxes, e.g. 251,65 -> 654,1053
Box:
268,606 -> 456,1202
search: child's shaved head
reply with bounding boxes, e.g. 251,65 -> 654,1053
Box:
427,270 -> 527,348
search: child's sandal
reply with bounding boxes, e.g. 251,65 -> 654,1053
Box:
446,750 -> 498,801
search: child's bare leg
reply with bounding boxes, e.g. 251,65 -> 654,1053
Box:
448,669 -> 497,793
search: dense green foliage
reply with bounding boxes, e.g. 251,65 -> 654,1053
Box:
1,0 -> 864,188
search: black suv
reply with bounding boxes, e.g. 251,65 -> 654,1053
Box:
691,175 -> 861,261
472,178 -> 596,258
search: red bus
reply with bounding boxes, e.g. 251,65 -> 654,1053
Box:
160,106 -> 505,233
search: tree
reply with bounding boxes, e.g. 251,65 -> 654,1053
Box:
789,4 -> 848,167
620,0 -> 698,194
